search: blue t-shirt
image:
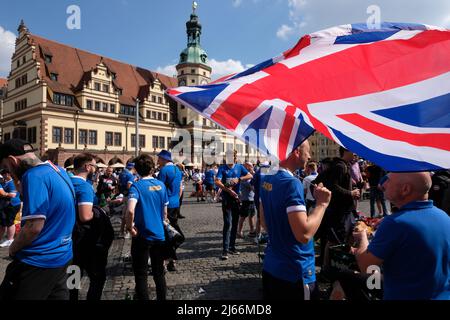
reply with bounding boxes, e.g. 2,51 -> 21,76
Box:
260,168 -> 316,284
204,169 -> 215,185
128,178 -> 169,242
216,164 -> 249,202
70,176 -> 95,220
252,165 -> 270,206
119,169 -> 135,191
3,179 -> 21,207
16,162 -> 75,268
368,201 -> 450,300
157,163 -> 182,209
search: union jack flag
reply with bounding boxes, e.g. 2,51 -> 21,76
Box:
167,22 -> 450,172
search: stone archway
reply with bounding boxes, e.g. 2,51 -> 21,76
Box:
108,156 -> 123,165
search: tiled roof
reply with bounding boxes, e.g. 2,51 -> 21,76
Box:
0,78 -> 7,88
28,34 -> 178,105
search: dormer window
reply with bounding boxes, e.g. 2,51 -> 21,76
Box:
50,73 -> 58,81
94,82 -> 101,91
44,55 -> 52,63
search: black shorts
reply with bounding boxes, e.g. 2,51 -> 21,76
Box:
239,201 -> 256,218
205,183 -> 214,191
1,205 -> 20,227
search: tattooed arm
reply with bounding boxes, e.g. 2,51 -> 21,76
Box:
9,218 -> 45,258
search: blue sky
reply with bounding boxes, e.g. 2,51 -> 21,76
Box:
1,0 -> 449,79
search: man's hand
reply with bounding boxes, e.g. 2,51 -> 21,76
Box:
353,229 -> 368,245
313,183 -> 331,206
351,189 -> 361,199
228,189 -> 239,199
129,226 -> 138,237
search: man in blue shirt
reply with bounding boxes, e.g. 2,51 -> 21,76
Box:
354,172 -> 450,300
69,153 -> 110,301
157,150 -> 183,271
126,154 -> 169,300
259,140 -> 331,300
204,165 -> 216,203
119,162 -> 136,236
0,169 -> 21,248
215,156 -> 253,260
0,139 -> 75,300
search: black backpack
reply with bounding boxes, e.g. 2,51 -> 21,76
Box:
429,170 -> 450,215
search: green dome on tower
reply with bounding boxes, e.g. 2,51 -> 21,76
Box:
178,2 -> 209,67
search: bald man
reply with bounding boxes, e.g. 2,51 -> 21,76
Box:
353,172 -> 450,300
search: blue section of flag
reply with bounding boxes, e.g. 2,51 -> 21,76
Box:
229,58 -> 275,80
350,22 -> 427,33
373,93 -> 450,128
331,128 -> 443,171
335,30 -> 399,44
177,83 -> 228,112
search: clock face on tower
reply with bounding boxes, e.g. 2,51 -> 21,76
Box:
179,79 -> 186,86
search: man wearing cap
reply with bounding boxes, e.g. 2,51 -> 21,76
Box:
0,139 -> 75,300
157,150 -> 183,272
215,153 -> 253,260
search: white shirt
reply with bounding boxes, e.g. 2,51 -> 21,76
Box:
303,173 -> 318,201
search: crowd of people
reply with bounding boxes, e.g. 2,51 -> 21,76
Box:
0,138 -> 448,301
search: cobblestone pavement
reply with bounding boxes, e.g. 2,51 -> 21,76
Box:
0,185 -> 372,300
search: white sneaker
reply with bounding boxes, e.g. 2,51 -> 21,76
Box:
0,239 -> 13,248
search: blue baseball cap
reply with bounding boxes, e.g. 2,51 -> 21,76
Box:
157,150 -> 172,162
126,162 -> 135,169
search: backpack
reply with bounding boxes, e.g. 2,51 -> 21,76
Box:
74,205 -> 114,251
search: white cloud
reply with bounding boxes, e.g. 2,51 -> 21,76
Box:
156,64 -> 177,77
0,26 -> 15,78
232,0 -> 243,7
156,58 -> 254,81
276,24 -> 294,40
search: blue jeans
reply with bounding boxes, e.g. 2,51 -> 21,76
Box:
370,186 -> 388,217
222,199 -> 240,253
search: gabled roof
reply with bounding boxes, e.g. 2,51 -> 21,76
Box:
28,34 -> 178,104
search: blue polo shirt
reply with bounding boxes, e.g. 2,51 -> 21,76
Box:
252,164 -> 270,206
3,179 -> 21,207
260,168 -> 316,284
204,169 -> 215,185
368,200 -> 450,300
216,164 -> 249,202
157,163 -> 182,209
128,178 -> 169,242
16,162 -> 75,268
119,169 -> 135,191
70,176 -> 95,217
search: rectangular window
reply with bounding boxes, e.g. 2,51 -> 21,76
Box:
95,101 -> 101,111
114,132 -> 122,146
203,118 -> 207,126
110,104 -> 115,113
152,136 -> 158,149
27,127 -> 37,144
22,74 -> 27,85
159,136 -> 165,149
146,111 -> 151,119
14,99 -> 27,111
152,111 -> 156,119
103,84 -> 109,93
191,69 -> 195,74
105,132 -> 113,146
157,112 -> 162,120
64,128 -> 74,144
167,137 -> 172,149
88,130 -> 97,145
120,105 -> 135,116
50,73 -> 58,81
4,133 -> 11,142
158,97 -> 162,104
86,100 -> 93,110
102,102 -> 108,112
45,55 -> 52,63
79,129 -> 88,145
94,82 -> 101,91
163,113 -> 167,121
131,134 -> 145,148
15,78 -> 21,88
236,144 -> 243,154
152,95 -> 156,102
182,117 -> 187,125
52,127 -> 62,143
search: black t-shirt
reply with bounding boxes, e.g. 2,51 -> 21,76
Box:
366,165 -> 385,187
97,175 -> 117,198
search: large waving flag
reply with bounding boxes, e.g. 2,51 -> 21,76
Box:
167,22 -> 450,172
